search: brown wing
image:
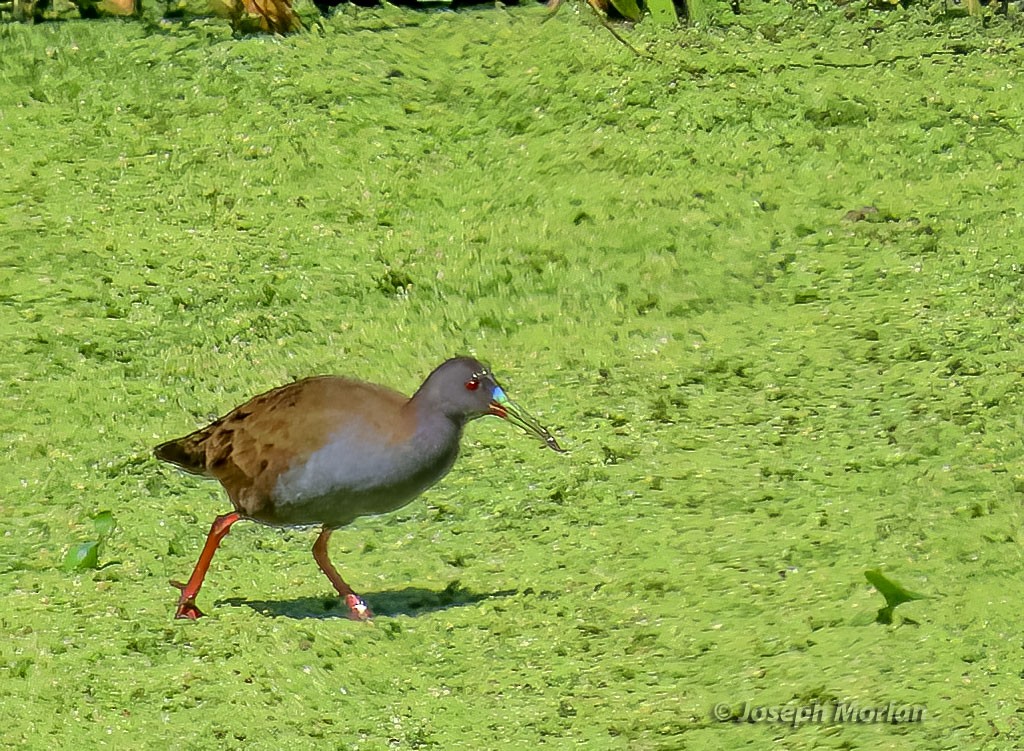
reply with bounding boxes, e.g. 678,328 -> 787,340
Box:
154,376 -> 413,519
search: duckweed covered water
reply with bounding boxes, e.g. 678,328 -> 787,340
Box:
1,4 -> 1023,748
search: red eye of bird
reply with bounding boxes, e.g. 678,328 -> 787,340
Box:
465,378 -> 480,391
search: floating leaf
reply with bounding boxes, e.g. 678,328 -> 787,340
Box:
608,0 -> 641,22
91,511 -> 115,538
646,0 -> 678,25
865,569 -> 927,624
683,0 -> 709,23
63,541 -> 100,572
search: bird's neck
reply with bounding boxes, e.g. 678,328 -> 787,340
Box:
404,399 -> 465,460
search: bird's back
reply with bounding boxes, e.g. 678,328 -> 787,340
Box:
154,376 -> 416,519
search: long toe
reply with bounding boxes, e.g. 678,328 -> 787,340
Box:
170,580 -> 204,619
175,602 -> 204,620
345,594 -> 373,621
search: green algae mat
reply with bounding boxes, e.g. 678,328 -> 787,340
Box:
2,3 -> 1024,748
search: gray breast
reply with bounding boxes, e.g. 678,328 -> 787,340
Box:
269,417 -> 463,528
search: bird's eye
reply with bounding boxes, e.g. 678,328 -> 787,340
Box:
465,378 -> 480,391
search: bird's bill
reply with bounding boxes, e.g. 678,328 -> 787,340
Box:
489,386 -> 565,453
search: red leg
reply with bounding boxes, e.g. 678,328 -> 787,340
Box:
312,527 -> 372,620
170,512 -> 242,620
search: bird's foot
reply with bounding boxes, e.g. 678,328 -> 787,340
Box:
170,580 -> 204,620
345,594 -> 373,621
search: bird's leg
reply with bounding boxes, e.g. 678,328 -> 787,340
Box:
312,527 -> 373,620
170,511 -> 242,620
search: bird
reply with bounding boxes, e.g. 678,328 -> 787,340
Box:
154,356 -> 564,621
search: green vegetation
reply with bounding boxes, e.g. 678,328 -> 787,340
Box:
863,569 -> 927,625
2,4 -> 1023,748
61,510 -> 116,571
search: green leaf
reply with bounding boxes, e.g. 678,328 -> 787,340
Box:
646,0 -> 678,26
64,541 -> 100,572
609,0 -> 642,22
91,511 -> 116,538
864,569 -> 927,625
683,0 -> 709,23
